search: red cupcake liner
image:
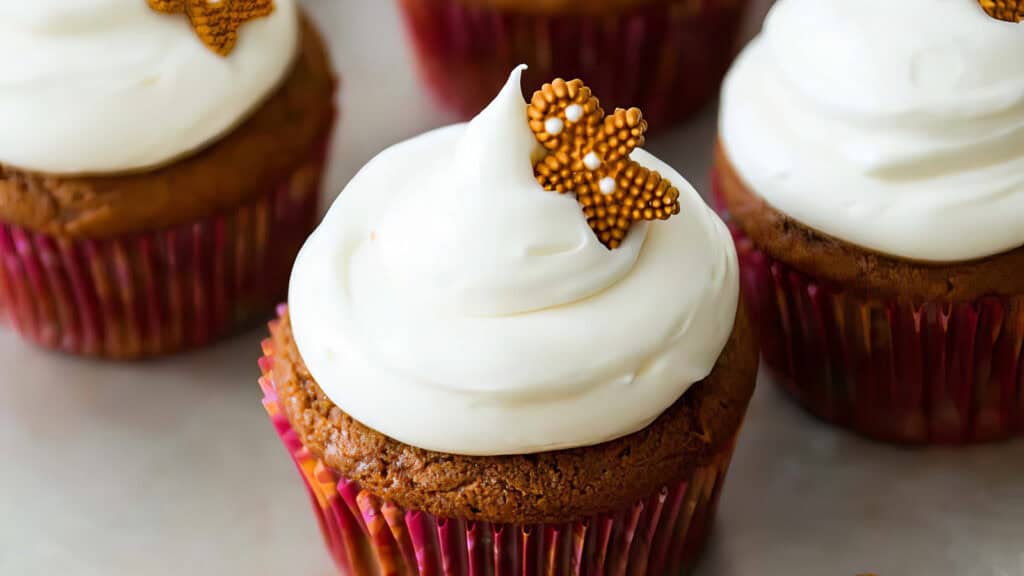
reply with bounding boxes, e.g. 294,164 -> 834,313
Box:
398,0 -> 748,127
714,185 -> 1024,445
0,135 -> 331,360
259,314 -> 738,575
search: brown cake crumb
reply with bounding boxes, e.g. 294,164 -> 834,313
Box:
715,142 -> 1024,300
269,307 -> 757,525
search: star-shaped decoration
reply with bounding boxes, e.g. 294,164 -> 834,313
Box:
528,79 -> 681,249
979,0 -> 1024,22
148,0 -> 276,57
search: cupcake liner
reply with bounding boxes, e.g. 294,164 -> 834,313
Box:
714,184 -> 1024,444
398,0 -> 748,127
259,317 -> 737,575
0,134 -> 330,359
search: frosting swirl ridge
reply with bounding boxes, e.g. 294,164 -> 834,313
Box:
0,0 -> 298,174
720,0 -> 1024,262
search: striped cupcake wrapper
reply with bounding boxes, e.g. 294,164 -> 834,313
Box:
0,135 -> 330,360
398,0 -> 748,128
714,183 -> 1024,444
259,313 -> 738,575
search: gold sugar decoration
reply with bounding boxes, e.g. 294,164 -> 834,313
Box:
148,0 -> 275,57
979,0 -> 1024,22
528,79 -> 681,250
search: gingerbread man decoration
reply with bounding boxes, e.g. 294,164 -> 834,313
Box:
528,79 -> 681,249
148,0 -> 275,56
979,0 -> 1024,22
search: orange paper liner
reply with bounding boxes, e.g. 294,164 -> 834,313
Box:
397,0 -> 749,128
259,309 -> 738,575
0,134 -> 331,359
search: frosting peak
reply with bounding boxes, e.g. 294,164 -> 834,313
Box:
721,0 -> 1024,262
375,66 -> 645,317
290,69 -> 739,456
0,0 -> 298,174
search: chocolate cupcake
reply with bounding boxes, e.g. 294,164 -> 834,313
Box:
260,67 -> 757,574
716,0 -> 1024,443
0,0 -> 336,359
397,0 -> 749,128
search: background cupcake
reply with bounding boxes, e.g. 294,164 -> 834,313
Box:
716,0 -> 1024,444
397,0 -> 749,128
261,68 -> 757,574
0,0 -> 336,359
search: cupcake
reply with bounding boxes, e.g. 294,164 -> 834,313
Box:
260,67 -> 756,574
716,0 -> 1024,444
0,0 -> 336,359
397,0 -> 749,128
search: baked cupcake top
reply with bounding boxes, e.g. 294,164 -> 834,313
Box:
720,0 -> 1024,263
289,66 -> 738,456
0,0 -> 298,175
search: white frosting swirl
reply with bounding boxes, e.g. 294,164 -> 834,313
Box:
289,67 -> 739,456
0,0 -> 298,174
720,0 -> 1024,262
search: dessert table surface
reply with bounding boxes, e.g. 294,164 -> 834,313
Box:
2,1 -> 1023,575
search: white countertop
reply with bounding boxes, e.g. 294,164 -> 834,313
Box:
2,1 -> 1023,575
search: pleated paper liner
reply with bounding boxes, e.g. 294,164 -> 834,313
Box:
397,0 -> 748,128
713,184 -> 1024,445
259,313 -> 738,575
0,134 -> 330,360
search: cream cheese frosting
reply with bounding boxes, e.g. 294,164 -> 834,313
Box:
0,0 -> 298,175
720,0 -> 1024,263
289,67 -> 739,456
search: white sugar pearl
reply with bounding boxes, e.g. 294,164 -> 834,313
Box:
564,104 -> 584,123
583,151 -> 601,171
599,177 -> 616,195
544,117 -> 564,135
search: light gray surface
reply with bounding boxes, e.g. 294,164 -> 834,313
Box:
2,1 -> 1023,575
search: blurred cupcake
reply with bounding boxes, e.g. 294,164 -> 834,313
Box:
260,67 -> 756,574
397,0 -> 749,128
0,1 -> 336,359
715,0 -> 1024,443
